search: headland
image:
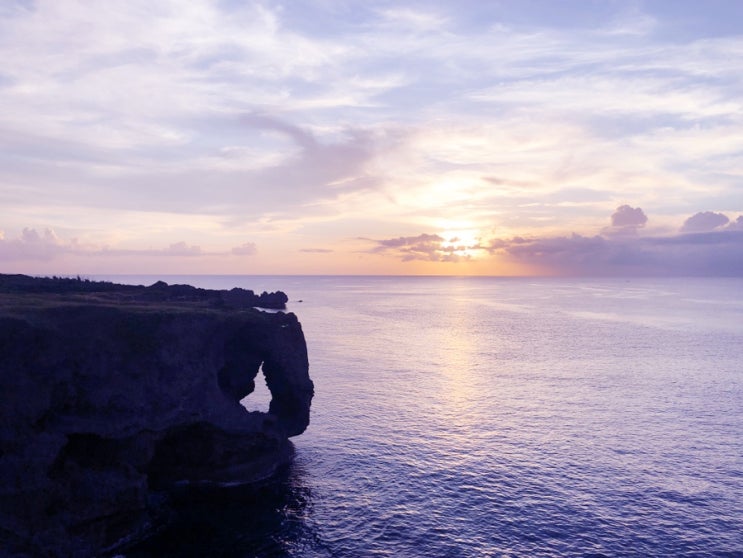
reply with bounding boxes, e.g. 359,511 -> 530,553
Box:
0,274 -> 313,557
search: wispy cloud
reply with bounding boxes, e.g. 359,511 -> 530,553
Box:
300,248 -> 333,254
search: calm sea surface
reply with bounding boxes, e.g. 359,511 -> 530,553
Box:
98,276 -> 743,557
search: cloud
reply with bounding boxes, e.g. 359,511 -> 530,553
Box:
0,3 -> 382,227
299,248 -> 333,253
0,227 -> 67,261
490,234 -> 617,271
162,241 -> 202,256
603,205 -> 648,237
366,233 -> 481,262
611,205 -> 648,228
375,233 -> 443,249
0,112 -> 382,224
375,7 -> 448,32
483,206 -> 743,275
489,229 -> 743,276
231,242 -> 257,256
366,205 -> 743,276
0,227 -> 212,261
727,216 -> 743,231
642,230 -> 743,276
681,211 -> 730,233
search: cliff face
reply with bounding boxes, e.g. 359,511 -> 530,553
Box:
0,276 -> 313,557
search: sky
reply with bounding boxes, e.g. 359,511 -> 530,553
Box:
1,0 -> 742,276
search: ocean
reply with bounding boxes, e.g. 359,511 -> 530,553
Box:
99,275 -> 743,557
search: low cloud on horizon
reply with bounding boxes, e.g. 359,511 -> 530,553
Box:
0,227 -> 257,261
366,207 -> 743,276
5,205 -> 743,276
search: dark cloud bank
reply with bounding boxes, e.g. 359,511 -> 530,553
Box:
492,229 -> 743,276
370,209 -> 743,276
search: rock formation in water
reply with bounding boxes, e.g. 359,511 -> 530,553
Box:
0,275 -> 313,557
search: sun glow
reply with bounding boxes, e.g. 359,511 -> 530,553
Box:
439,229 -> 485,260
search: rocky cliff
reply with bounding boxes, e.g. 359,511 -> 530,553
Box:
0,275 -> 313,557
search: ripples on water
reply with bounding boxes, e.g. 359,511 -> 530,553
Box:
117,276 -> 742,557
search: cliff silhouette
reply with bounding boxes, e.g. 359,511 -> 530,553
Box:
0,275 -> 313,557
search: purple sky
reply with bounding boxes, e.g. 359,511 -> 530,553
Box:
1,1 -> 742,275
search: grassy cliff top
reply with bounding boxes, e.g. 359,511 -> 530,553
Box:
0,274 -> 289,316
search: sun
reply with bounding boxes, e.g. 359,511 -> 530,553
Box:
438,228 -> 484,259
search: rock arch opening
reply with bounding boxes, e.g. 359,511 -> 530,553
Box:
240,370 -> 272,413
216,350 -> 274,413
